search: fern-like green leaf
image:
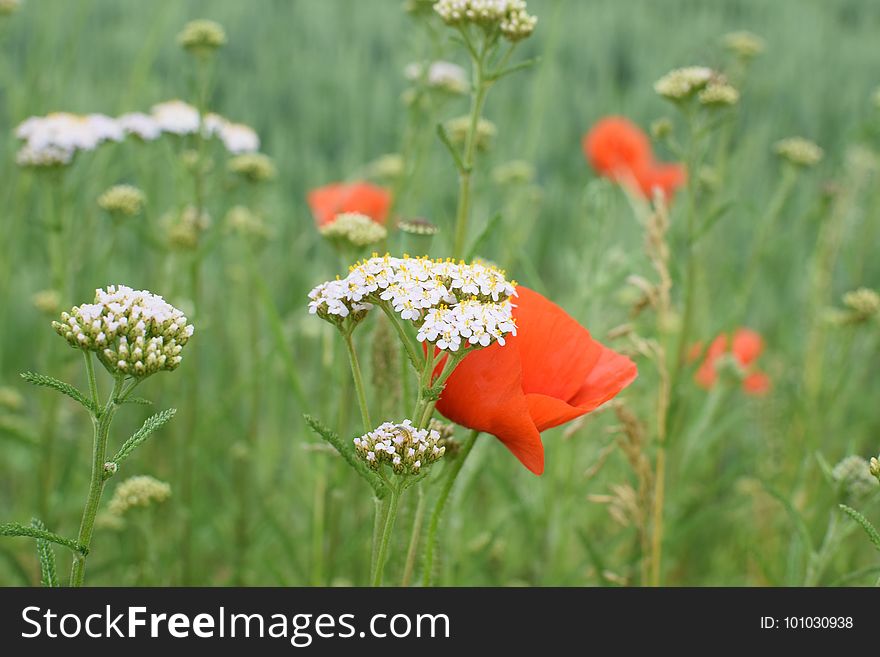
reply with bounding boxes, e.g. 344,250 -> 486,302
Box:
304,414 -> 386,498
20,371 -> 95,412
30,519 -> 58,587
839,504 -> 880,552
120,397 -> 152,406
109,408 -> 176,470
0,522 -> 87,555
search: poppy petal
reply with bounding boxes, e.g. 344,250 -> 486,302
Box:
568,342 -> 638,413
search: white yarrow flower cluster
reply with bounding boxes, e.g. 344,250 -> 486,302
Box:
118,112 -> 162,140
15,112 -> 123,167
405,60 -> 469,95
308,255 -> 517,352
654,66 -> 715,100
53,285 -> 194,377
151,100 -> 201,136
353,420 -> 446,475
434,0 -> 537,41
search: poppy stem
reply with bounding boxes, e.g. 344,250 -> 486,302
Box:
343,331 -> 372,433
422,429 -> 479,586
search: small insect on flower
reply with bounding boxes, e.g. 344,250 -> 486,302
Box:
98,184 -> 146,218
307,182 -> 391,228
228,153 -> 277,183
691,328 -> 770,395
353,420 -> 446,475
774,137 -> 823,168
178,19 -> 227,54
52,285 -> 194,378
319,213 -> 388,248
434,0 -> 537,42
107,475 -> 172,516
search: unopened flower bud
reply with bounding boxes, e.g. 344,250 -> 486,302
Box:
832,455 -> 878,502
650,117 -> 673,140
722,31 -> 765,59
365,153 -> 405,182
163,205 -> 211,251
178,19 -> 227,55
228,153 -> 276,183
225,205 -> 272,242
842,287 -> 880,322
492,160 -> 535,186
654,66 -> 715,101
774,137 -> 823,168
319,213 -> 387,248
698,83 -> 740,107
33,289 -> 61,316
98,184 -> 146,218
434,0 -> 537,42
445,115 -> 497,151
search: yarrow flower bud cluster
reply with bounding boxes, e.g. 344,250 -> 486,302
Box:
723,31 -> 765,59
698,83 -> 740,107
163,205 -> 211,250
445,115 -> 497,151
319,213 -> 388,248
774,137 -> 823,167
654,66 -> 716,101
308,255 -> 517,352
52,285 -> 194,377
434,0 -> 537,42
107,475 -> 172,516
832,455 -> 879,502
98,184 -> 146,217
841,287 -> 880,323
405,60 -> 469,95
492,159 -> 536,186
225,206 -> 272,241
353,420 -> 445,475
365,153 -> 405,182
228,153 -> 277,183
177,19 -> 227,54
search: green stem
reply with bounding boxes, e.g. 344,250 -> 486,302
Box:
372,482 -> 401,587
371,494 -> 391,583
451,37 -> 490,259
344,331 -> 372,432
422,429 -> 478,586
401,487 -> 426,586
379,303 -> 421,372
70,375 -> 125,587
83,351 -> 99,410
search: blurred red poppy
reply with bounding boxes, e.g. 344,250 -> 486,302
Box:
307,182 -> 391,227
582,116 -> 686,200
436,286 -> 637,474
692,328 -> 770,395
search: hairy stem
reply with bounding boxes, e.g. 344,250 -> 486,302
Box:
372,482 -> 401,587
344,331 -> 372,433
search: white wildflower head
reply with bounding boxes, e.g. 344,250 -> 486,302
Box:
405,60 -> 469,95
434,0 -> 537,42
723,31 -> 765,59
178,19 -> 227,54
308,254 -> 517,352
52,285 -> 194,378
654,66 -> 716,101
774,137 -> 823,167
698,83 -> 740,107
319,213 -> 388,248
108,475 -> 172,516
353,420 -> 446,475
228,152 -> 276,183
15,112 -> 122,165
98,184 -> 146,218
15,143 -> 73,168
117,112 -> 161,141
445,115 -> 497,151
151,100 -> 200,136
217,120 -> 260,154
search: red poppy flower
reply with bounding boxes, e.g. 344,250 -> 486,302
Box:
582,116 -> 686,200
307,182 -> 391,227
435,287 -> 637,474
692,328 -> 770,395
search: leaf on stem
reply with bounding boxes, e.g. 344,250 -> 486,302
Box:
30,519 -> 58,587
109,408 -> 177,471
0,522 -> 87,555
465,211 -> 503,262
839,504 -> 880,552
487,57 -> 540,82
304,414 -> 387,499
436,123 -> 469,174
20,371 -> 96,413
119,397 -> 153,406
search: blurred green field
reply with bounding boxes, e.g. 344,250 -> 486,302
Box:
1,0 -> 879,586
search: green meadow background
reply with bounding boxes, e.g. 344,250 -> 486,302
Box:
1,0 -> 878,586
